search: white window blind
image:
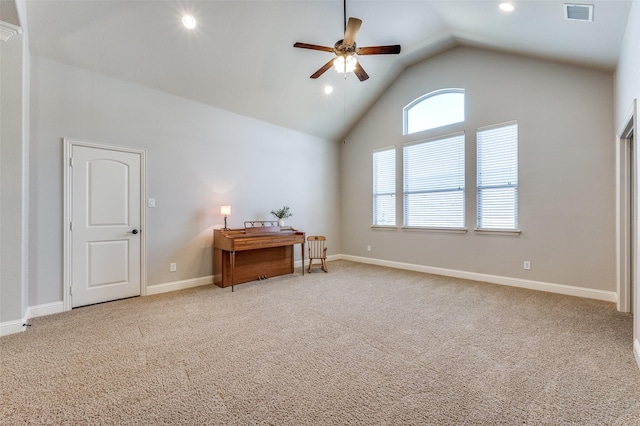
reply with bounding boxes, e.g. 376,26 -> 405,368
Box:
373,148 -> 396,226
403,132 -> 465,228
477,122 -> 518,230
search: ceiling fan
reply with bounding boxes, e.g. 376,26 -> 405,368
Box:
293,0 -> 401,81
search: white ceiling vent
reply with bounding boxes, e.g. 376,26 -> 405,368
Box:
564,4 -> 594,22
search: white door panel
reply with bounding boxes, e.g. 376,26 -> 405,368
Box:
88,160 -> 130,226
87,240 -> 129,287
71,145 -> 141,307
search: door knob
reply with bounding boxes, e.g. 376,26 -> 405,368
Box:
128,229 -> 139,234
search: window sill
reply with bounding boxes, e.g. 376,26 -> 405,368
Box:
371,225 -> 399,230
474,228 -> 521,236
401,226 -> 467,234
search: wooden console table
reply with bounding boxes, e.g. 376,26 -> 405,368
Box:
213,223 -> 305,291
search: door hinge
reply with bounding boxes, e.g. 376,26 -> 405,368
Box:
69,286 -> 73,296
70,222 -> 73,231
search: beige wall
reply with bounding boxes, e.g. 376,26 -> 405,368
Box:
341,46 -> 615,292
28,56 -> 341,306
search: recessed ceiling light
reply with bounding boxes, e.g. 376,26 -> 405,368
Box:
324,86 -> 333,95
182,15 -> 196,29
499,3 -> 515,12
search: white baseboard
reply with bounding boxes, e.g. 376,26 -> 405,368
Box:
27,301 -> 64,319
0,301 -> 64,337
634,339 -> 640,371
146,275 -> 213,296
339,255 -> 617,303
0,319 -> 26,337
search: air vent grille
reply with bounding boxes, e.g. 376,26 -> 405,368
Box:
564,4 -> 594,21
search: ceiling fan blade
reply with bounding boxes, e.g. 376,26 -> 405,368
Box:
343,17 -> 362,46
293,42 -> 335,53
356,45 -> 402,55
353,62 -> 369,81
310,58 -> 336,79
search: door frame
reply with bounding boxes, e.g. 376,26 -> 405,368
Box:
617,100 -> 637,313
63,138 -> 147,311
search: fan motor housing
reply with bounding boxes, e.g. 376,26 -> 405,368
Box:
335,39 -> 357,55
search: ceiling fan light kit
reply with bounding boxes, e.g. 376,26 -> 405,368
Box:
293,3 -> 400,82
334,55 -> 358,74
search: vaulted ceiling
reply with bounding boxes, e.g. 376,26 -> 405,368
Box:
21,1 -> 633,141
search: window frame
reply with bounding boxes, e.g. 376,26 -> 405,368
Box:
475,120 -> 520,235
403,88 -> 465,135
372,146 -> 397,228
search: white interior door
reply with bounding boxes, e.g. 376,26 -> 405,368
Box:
70,144 -> 142,307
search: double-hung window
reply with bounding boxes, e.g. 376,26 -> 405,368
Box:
403,132 -> 465,228
373,147 -> 396,226
476,121 -> 518,230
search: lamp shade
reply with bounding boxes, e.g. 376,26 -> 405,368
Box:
220,205 -> 231,215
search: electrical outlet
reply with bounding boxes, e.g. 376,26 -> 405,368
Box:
367,245 -> 371,252
523,261 -> 531,270
170,263 -> 177,272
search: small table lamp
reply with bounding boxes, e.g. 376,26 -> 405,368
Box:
220,205 -> 231,230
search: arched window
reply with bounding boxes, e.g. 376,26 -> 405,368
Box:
404,89 -> 465,135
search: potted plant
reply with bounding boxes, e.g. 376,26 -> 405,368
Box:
270,206 -> 292,227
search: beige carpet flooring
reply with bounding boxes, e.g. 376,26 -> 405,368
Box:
1,260 -> 640,425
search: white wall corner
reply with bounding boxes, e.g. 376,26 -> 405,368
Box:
0,21 -> 22,42
339,254 -> 617,303
27,302 -> 64,320
0,319 -> 26,337
0,301 -> 63,336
